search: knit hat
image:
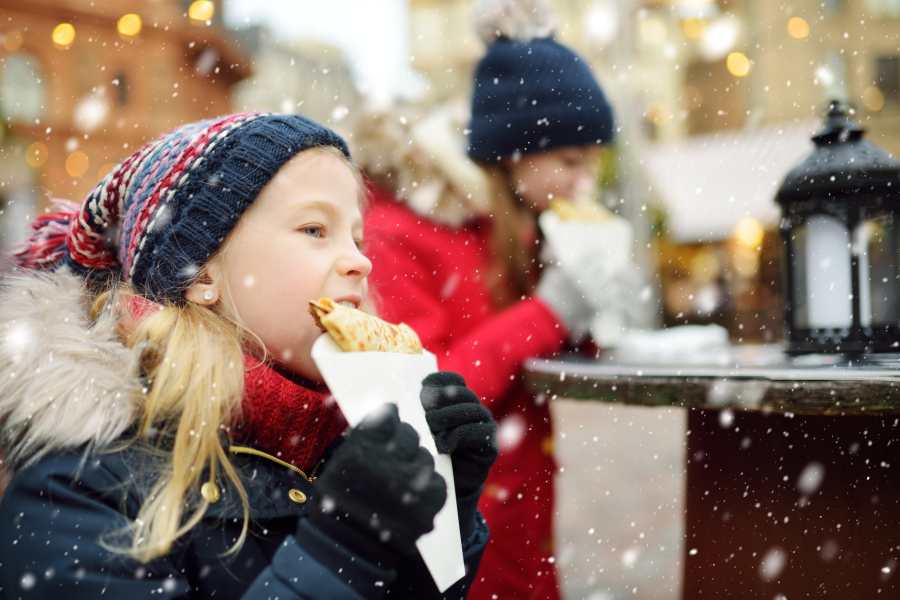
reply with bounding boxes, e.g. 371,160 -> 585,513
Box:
14,113 -> 349,303
467,0 -> 616,163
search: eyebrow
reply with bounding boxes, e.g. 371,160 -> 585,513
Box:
290,198 -> 336,214
290,198 -> 363,230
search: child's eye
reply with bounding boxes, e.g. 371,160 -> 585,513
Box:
299,225 -> 325,238
354,239 -> 365,251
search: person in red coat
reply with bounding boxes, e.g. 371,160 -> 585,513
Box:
362,2 -> 617,598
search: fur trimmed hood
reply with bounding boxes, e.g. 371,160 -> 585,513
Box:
353,102 -> 491,228
0,268 -> 140,471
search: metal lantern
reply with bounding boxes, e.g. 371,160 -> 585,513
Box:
776,100 -> 900,354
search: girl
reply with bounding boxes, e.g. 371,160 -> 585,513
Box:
0,113 -> 496,599
363,1 -> 617,598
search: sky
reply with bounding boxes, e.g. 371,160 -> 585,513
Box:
225,0 -> 418,104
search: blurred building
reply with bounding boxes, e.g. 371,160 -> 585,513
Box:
625,0 -> 900,338
0,0 -> 249,264
230,26 -> 360,139
407,0 -> 623,103
407,0 -> 482,102
634,0 -> 900,147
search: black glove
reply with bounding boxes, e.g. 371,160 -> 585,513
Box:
306,404 -> 447,569
421,372 -> 497,541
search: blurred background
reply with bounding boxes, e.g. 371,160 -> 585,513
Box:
1,1 -> 899,597
2,0 -> 899,340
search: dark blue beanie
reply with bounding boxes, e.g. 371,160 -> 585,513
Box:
467,36 -> 616,163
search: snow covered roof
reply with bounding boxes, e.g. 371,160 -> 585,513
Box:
644,120 -> 819,242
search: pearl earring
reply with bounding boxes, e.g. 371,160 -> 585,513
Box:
203,290 -> 215,302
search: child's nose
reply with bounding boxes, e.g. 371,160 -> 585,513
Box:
338,247 -> 372,278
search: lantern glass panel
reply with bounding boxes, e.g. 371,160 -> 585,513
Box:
854,212 -> 900,327
790,214 -> 853,329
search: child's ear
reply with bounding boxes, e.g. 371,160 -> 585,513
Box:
185,263 -> 222,306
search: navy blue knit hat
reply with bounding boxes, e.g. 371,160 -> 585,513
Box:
467,4 -> 615,163
15,113 -> 350,303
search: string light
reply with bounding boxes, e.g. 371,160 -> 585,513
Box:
65,151 -> 90,178
25,142 -> 48,168
51,23 -> 76,48
188,1 -> 215,23
726,52 -> 751,77
117,14 -> 142,38
787,17 -> 810,40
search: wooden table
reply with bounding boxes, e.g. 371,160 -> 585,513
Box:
525,345 -> 900,599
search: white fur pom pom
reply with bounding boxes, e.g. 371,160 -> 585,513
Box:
473,0 -> 556,44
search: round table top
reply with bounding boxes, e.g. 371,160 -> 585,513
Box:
524,344 -> 900,415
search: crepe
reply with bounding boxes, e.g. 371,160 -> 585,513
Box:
309,298 -> 423,354
550,198 -> 612,223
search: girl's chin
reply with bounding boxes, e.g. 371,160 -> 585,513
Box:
269,345 -> 324,384
288,359 -> 324,384
271,360 -> 325,386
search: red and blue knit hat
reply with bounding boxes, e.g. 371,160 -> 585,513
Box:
15,113 -> 349,303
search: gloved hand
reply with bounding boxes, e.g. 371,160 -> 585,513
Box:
536,265 -> 595,343
420,372 -> 497,541
306,404 -> 447,569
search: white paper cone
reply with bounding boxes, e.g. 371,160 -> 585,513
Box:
311,335 -> 466,592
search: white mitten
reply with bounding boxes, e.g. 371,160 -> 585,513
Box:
535,265 -> 595,344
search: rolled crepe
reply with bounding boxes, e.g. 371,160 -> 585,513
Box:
309,298 -> 423,354
550,198 -> 612,223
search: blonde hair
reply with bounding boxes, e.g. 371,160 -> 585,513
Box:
92,286 -> 251,562
483,166 -> 540,308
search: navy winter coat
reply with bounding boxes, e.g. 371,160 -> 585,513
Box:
0,441 -> 487,599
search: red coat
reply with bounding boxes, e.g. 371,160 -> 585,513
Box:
365,185 -> 567,600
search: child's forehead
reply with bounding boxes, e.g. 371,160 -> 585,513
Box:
250,151 -> 363,221
274,147 -> 350,176
263,149 -> 359,195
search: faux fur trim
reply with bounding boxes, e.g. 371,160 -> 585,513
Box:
353,102 -> 491,228
0,268 -> 140,471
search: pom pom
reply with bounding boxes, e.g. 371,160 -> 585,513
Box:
473,0 -> 556,44
12,200 -> 79,270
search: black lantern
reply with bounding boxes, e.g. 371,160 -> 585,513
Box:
776,100 -> 900,354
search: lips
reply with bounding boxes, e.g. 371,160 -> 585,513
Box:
331,294 -> 362,309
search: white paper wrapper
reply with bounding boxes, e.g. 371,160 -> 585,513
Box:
540,210 -> 639,347
538,210 -> 633,284
311,334 -> 465,593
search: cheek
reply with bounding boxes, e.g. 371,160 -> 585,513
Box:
515,170 -> 545,201
243,299 -> 323,375
235,269 -> 330,372
272,316 -> 319,361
